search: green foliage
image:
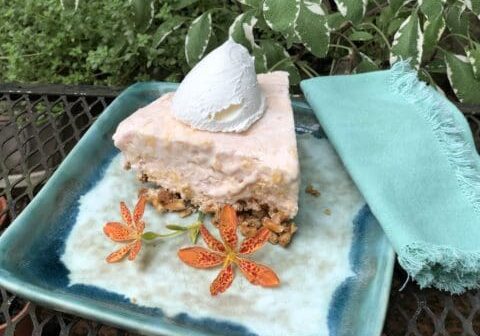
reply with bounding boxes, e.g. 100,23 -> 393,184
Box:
0,0 -> 233,86
1,0 -> 480,103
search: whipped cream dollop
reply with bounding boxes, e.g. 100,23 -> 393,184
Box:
172,39 -> 265,133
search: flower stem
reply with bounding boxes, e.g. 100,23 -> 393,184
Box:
141,211 -> 206,242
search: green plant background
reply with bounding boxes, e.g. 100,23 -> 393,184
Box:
1,0 -> 479,103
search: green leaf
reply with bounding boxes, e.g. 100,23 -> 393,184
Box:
142,232 -> 159,240
229,11 -> 258,50
166,224 -> 188,231
132,0 -> 155,32
327,12 -> 348,30
170,0 -> 200,10
263,0 -> 299,33
390,11 -> 423,69
445,52 -> 480,103
152,17 -> 186,49
185,13 -> 212,66
256,40 -> 301,84
60,0 -> 79,11
253,46 -> 268,73
467,42 -> 480,80
236,0 -> 262,7
425,58 -> 447,73
418,69 -> 445,94
388,0 -> 408,14
462,0 -> 480,18
294,0 -> 330,58
349,30 -> 374,41
420,0 -> 443,19
387,17 -> 404,35
423,14 -> 446,61
334,0 -> 367,24
355,52 -> 379,73
445,4 -> 469,36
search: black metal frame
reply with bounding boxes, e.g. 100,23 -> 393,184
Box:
0,83 -> 479,335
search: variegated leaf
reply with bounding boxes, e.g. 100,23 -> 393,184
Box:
422,13 -> 446,61
349,30 -> 374,41
390,12 -> 423,69
334,0 -> 367,24
388,0 -> 411,14
171,0 -> 200,10
445,53 -> 480,104
152,17 -> 186,49
185,13 -> 212,66
355,53 -> 379,73
327,12 -> 348,31
256,40 -> 300,84
60,0 -> 79,11
467,42 -> 480,80
294,0 -> 329,58
462,0 -> 480,18
229,11 -> 258,50
253,46 -> 268,73
132,0 -> 155,32
420,0 -> 443,19
236,0 -> 261,7
263,0 -> 299,33
445,3 -> 469,36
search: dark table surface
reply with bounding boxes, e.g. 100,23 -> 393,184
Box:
0,83 -> 479,336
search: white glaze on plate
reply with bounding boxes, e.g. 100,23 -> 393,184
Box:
62,135 -> 363,336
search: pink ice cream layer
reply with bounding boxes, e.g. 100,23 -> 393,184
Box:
113,71 -> 299,218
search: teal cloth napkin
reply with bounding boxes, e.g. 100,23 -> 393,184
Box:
300,61 -> 480,294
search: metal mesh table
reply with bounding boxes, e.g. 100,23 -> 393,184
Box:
0,83 -> 479,336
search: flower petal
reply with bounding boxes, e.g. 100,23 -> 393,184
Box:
120,201 -> 132,227
200,224 -> 225,253
178,246 -> 224,268
133,195 -> 146,231
128,240 -> 142,261
103,222 -> 136,242
106,245 -> 131,263
237,258 -> 280,287
210,264 -> 234,296
219,205 -> 238,250
239,227 -> 271,255
136,220 -> 145,234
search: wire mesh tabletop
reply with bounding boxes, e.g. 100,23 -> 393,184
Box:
0,83 -> 479,336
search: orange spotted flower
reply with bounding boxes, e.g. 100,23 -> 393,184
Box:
178,205 -> 280,295
103,195 -> 146,263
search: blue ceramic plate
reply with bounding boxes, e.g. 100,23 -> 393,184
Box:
0,83 -> 394,336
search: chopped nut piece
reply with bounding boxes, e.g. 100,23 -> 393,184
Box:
211,211 -> 221,227
278,232 -> 292,247
164,199 -> 186,211
262,218 -> 285,233
240,225 -> 258,238
324,208 -> 332,216
178,209 -> 193,218
124,161 -> 131,170
270,211 -> 288,224
289,222 -> 298,234
305,184 -> 320,197
138,172 -> 149,182
157,188 -> 175,203
243,217 -> 262,228
269,232 -> 279,245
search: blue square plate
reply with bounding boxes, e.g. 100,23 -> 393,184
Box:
0,83 -> 394,336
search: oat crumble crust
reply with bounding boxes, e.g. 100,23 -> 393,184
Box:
138,184 -> 297,247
